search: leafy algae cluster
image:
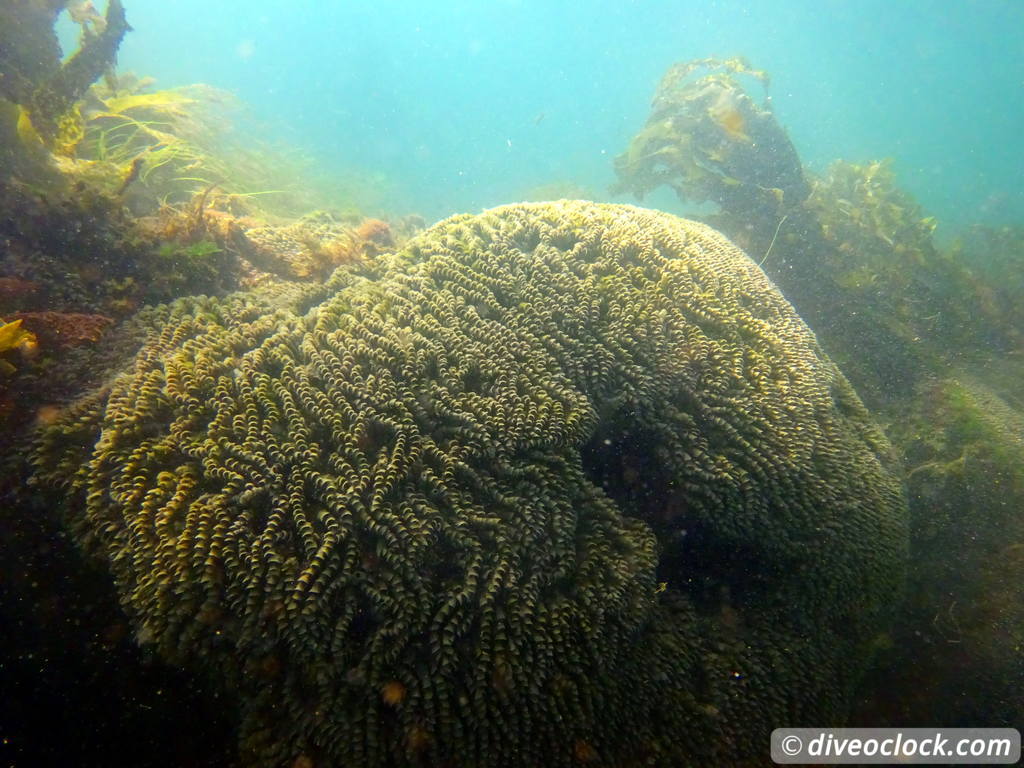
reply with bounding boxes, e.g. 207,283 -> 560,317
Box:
613,57 -> 809,221
0,0 -> 129,154
33,201 -> 907,767
71,76 -> 343,217
614,60 -> 1015,410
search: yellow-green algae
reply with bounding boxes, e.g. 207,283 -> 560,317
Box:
613,57 -> 809,220
0,0 -> 130,151
34,201 -> 907,767
0,318 -> 38,374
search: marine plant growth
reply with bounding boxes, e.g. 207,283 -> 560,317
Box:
613,57 -> 809,221
33,201 -> 908,767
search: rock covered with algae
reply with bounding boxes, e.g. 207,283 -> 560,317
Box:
33,200 -> 907,767
613,57 -> 809,219
0,0 -> 130,150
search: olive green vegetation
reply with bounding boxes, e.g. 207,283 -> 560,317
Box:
0,0 -> 129,152
0,3 -> 381,222
150,239 -> 233,298
613,57 -> 809,224
27,0 -> 129,149
0,1 -> 67,106
614,58 -> 1019,407
71,77 -> 331,216
858,369 -> 1024,726
74,79 -> 228,203
760,162 -> 1022,413
33,201 -> 907,767
0,180 -> 238,320
782,159 -> 981,403
946,225 -> 1024,354
0,0 -> 122,179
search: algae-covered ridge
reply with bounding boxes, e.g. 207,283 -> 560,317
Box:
0,0 -> 130,150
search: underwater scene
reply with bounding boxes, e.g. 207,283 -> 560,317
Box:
1,1 -> 1022,766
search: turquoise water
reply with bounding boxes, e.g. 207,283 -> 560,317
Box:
3,2 -> 1020,766
58,0 -> 1024,235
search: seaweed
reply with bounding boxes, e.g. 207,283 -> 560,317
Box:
67,77 -> 362,219
30,1 -> 129,151
0,318 -> 38,375
946,225 -> 1024,354
0,0 -> 130,185
613,57 -> 808,221
146,238 -> 233,299
73,81 -> 226,204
